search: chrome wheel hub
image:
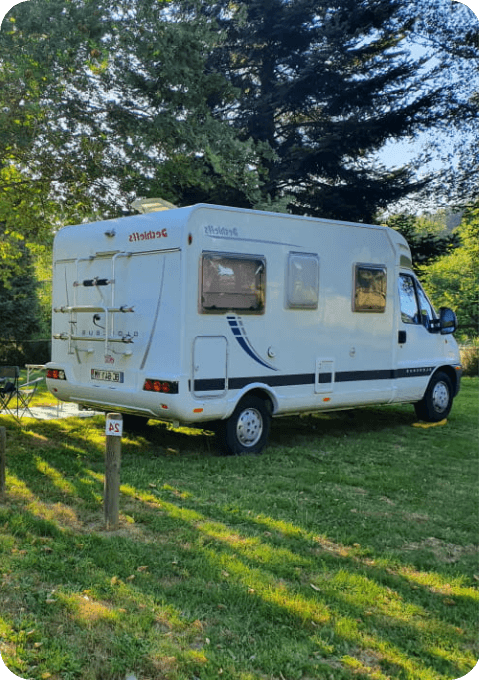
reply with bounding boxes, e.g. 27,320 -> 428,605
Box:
236,407 -> 263,447
432,381 -> 449,413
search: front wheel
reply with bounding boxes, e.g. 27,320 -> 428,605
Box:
414,371 -> 453,422
218,396 -> 271,455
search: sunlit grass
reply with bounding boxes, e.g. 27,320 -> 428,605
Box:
0,378 -> 477,679
34,457 -> 77,496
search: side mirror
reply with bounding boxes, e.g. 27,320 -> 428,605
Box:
439,307 -> 457,335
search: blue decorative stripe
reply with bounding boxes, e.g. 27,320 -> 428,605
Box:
236,337 -> 276,371
226,315 -> 278,372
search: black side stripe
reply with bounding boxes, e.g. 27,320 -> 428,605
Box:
193,378 -> 226,392
230,373 -> 315,389
336,367 -> 433,382
193,367 -> 434,392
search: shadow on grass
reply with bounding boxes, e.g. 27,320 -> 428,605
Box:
116,403 -> 417,458
0,398 -> 477,680
1,491 -> 476,680
0,400 -> 417,458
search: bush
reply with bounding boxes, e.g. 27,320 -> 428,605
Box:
460,341 -> 479,377
0,339 -> 51,367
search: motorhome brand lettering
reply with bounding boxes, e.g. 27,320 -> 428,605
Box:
79,329 -> 139,338
129,229 -> 168,242
204,225 -> 239,238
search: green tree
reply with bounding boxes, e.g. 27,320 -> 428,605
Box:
2,0 -> 476,226
95,0 -> 277,209
0,0 -> 286,343
1,0 -> 275,217
200,0 -> 450,221
400,0 -> 478,205
386,212 -> 459,275
0,227 -> 41,361
420,202 -> 479,337
0,0 -> 118,289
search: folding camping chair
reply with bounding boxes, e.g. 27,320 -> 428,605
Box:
0,366 -> 20,417
0,366 -> 43,420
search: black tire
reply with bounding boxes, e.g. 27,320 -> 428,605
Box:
414,371 -> 454,422
218,396 -> 271,455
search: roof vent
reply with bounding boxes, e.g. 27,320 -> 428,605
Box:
131,197 -> 177,214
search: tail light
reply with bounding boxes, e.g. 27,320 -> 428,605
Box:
47,368 -> 66,380
143,379 -> 178,394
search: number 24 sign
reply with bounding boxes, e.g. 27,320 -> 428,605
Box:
105,416 -> 123,437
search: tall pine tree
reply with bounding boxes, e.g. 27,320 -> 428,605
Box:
202,0 -> 445,221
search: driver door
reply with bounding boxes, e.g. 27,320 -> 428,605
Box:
394,272 -> 440,403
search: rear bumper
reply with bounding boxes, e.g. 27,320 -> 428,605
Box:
46,377 -> 229,424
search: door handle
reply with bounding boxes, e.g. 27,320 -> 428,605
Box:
398,330 -> 407,344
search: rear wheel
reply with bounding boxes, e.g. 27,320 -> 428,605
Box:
414,371 -> 453,422
218,396 -> 271,455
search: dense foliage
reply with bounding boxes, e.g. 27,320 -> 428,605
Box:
0,0 -> 478,350
0,229 -> 41,361
202,0 -> 448,220
420,203 -> 479,337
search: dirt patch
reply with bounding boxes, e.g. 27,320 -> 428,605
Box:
402,536 -> 478,563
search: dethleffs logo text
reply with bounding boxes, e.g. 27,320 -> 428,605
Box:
204,225 -> 239,238
129,228 -> 168,242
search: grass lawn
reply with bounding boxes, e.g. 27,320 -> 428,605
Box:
0,378 -> 478,680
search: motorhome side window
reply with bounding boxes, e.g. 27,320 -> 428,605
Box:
353,265 -> 387,312
398,273 -> 435,328
200,253 -> 265,314
286,253 -> 319,309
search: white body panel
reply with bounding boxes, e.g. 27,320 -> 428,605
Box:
47,204 -> 461,424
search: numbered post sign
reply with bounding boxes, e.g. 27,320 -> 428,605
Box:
105,415 -> 123,437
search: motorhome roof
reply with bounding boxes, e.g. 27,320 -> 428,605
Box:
54,203 -> 408,262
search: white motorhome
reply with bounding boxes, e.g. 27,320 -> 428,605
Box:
47,204 -> 462,454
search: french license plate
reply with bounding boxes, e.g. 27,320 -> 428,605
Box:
91,369 -> 124,383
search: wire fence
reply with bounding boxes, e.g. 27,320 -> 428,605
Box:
0,279 -> 52,365
0,339 -> 51,366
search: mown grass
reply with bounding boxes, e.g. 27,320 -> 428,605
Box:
0,378 -> 478,680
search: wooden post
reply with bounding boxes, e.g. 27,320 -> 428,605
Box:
104,413 -> 123,530
0,427 -> 5,502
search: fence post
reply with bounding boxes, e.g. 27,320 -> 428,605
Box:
104,413 -> 123,530
0,427 -> 5,502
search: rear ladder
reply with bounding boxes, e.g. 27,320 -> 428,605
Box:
53,251 -> 135,357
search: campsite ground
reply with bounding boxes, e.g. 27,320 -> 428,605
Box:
0,378 -> 478,680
